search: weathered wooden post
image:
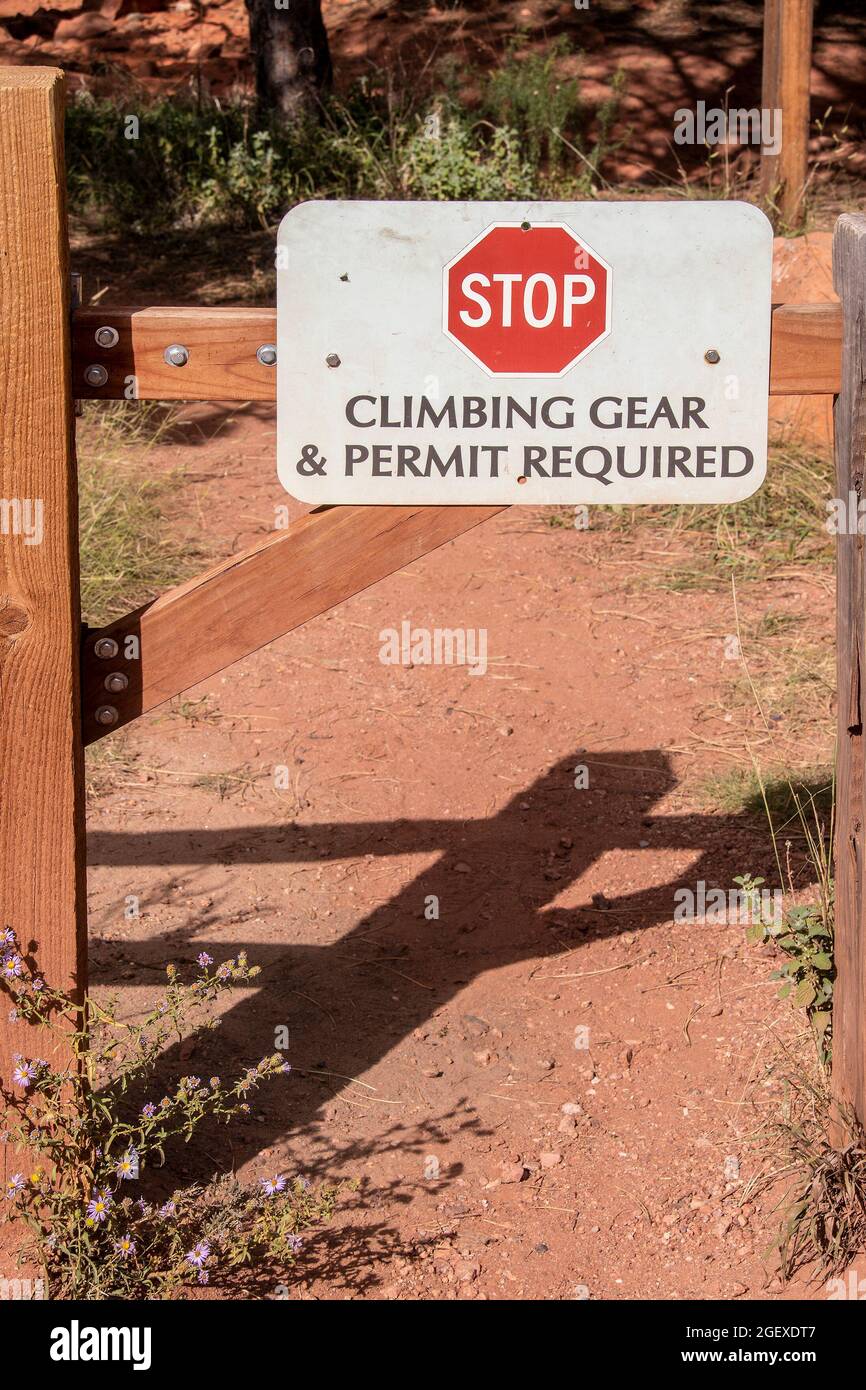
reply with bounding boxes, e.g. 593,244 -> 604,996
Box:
759,0 -> 814,229
831,212 -> 866,1136
0,68 -> 87,1180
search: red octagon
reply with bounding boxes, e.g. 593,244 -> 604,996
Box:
443,222 -> 611,378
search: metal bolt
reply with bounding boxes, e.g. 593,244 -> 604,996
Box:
257,343 -> 277,367
326,353 -> 341,368
704,348 -> 721,364
84,364 -> 108,387
104,671 -> 129,694
164,343 -> 189,368
94,705 -> 119,726
95,326 -> 119,349
93,637 -> 119,659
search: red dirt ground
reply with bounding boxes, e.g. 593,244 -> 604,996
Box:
61,234 -> 837,1301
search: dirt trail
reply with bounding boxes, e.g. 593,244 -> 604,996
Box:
79,385 -> 835,1299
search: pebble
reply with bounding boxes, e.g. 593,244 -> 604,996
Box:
499,1161 -> 528,1184
539,1151 -> 563,1169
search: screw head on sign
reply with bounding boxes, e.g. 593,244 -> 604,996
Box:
104,672 -> 129,694
93,637 -> 119,659
164,344 -> 189,367
257,344 -> 277,367
94,326 -> 119,349
325,353 -> 341,368
84,364 -> 109,387
95,705 -> 119,726
704,348 -> 721,364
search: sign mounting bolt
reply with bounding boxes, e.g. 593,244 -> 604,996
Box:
704,348 -> 721,364
94,326 -> 119,349
326,353 -> 341,368
257,344 -> 277,366
84,364 -> 108,387
94,705 -> 119,726
93,637 -> 119,659
164,344 -> 189,367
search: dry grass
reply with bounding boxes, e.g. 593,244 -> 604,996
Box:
78,400 -> 205,626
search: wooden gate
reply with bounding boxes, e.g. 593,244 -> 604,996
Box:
0,67 -> 861,1183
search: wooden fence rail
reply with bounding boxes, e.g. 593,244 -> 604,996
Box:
72,301 -> 843,402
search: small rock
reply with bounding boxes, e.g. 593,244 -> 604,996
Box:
499,1161 -> 528,1184
539,1151 -> 563,1169
454,861 -> 472,873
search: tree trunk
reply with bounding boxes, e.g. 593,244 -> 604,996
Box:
245,0 -> 332,122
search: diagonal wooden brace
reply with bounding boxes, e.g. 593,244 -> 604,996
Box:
81,503 -> 506,744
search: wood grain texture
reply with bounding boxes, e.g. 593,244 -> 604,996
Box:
0,68 -> 87,1176
81,504 -> 505,744
72,301 -> 841,401
72,306 -> 276,401
768,300 -> 841,395
831,213 -> 866,1135
760,0 -> 814,227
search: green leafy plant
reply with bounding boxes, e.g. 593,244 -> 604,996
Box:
482,36 -> 581,170
1,929 -> 338,1298
743,886 -> 834,1066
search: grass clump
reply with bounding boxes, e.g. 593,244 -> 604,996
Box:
754,1069 -> 866,1282
77,401 -> 203,626
699,765 -> 833,823
1,929 -> 338,1299
567,436 -> 835,591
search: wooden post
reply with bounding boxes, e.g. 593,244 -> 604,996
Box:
0,69 -> 87,1178
831,213 -> 866,1136
759,0 -> 813,229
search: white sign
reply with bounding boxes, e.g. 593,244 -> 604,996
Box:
277,200 -> 772,506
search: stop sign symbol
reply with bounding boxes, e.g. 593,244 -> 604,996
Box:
443,222 -> 611,377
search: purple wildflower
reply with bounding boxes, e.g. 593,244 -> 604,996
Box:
197,952 -> 213,968
86,1189 -> 113,1224
198,1270 -> 210,1285
260,1174 -> 287,1197
140,1102 -> 157,1119
287,1235 -> 303,1254
116,1148 -> 139,1181
114,1236 -> 136,1258
4,1174 -> 25,1199
185,1241 -> 210,1269
159,1201 -> 176,1218
12,1060 -> 36,1090
1,954 -> 23,981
